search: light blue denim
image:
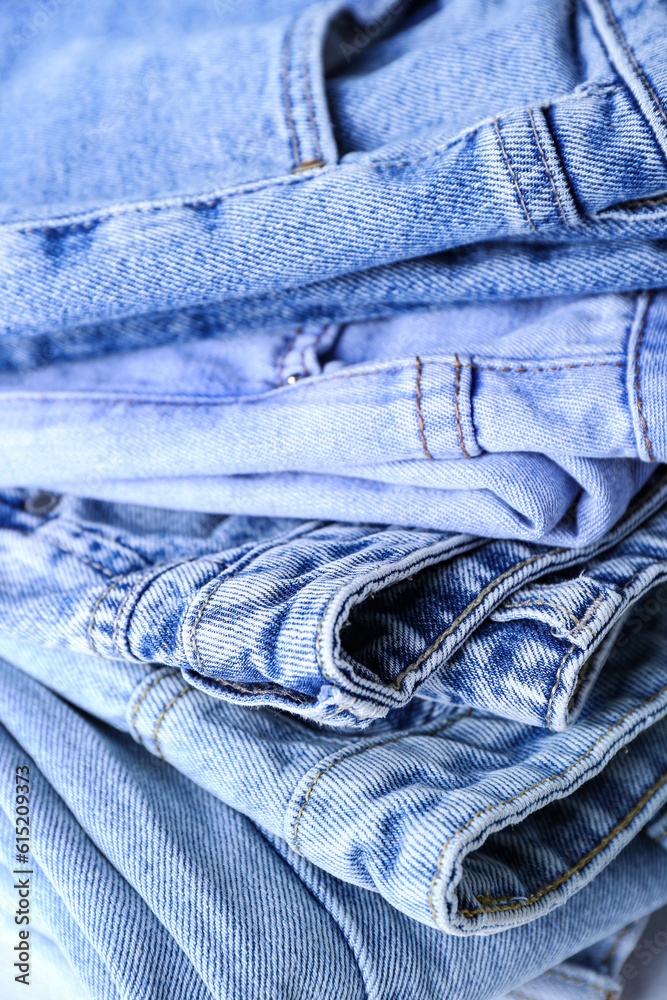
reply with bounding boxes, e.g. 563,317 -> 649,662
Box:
3,490 -> 667,936
2,289 -> 667,545
1,471 -> 665,729
3,0 -> 667,344
1,657 -> 667,999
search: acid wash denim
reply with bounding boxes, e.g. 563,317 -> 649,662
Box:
2,471 -> 666,729
1,662 -> 667,1000
3,0 -> 667,351
3,493 -> 667,938
3,288 -> 667,545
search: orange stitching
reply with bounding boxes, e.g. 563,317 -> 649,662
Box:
391,547 -> 565,689
458,768 -> 667,916
545,643 -> 576,726
493,119 -> 538,233
634,292 -> 655,461
130,670 -> 181,743
87,575 -> 124,655
527,107 -> 568,225
415,356 -> 434,460
428,679 -> 667,925
293,708 -> 472,852
153,685 -> 193,759
453,353 -> 472,459
544,968 -> 619,997
41,535 -> 114,577
0,359 -> 628,407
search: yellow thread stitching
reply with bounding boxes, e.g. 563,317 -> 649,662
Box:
153,686 -> 193,760
87,575 -> 124,656
544,968 -> 619,997
292,709 -> 472,853
427,679 -> 667,926
415,355 -> 434,460
130,670 -> 180,743
459,768 -> 667,916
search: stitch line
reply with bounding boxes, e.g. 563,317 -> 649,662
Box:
41,535 -> 115,578
453,353 -> 472,459
9,83 -> 621,237
281,21 -> 301,166
87,575 -> 125,655
634,292 -> 655,461
600,922 -> 636,969
130,670 -> 181,743
493,119 -> 538,233
501,599 -> 579,625
392,548 -> 565,688
427,681 -> 667,925
415,356 -> 434,460
153,685 -> 193,760
302,17 -> 323,164
597,0 -> 667,130
0,359 -> 627,407
544,968 -> 619,996
292,708 -> 472,853
527,107 -> 569,225
569,592 -> 607,637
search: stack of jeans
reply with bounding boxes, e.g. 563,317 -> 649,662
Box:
3,0 -> 667,997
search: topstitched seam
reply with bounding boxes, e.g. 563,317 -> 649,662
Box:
633,291 -> 655,460
153,685 -> 193,759
87,574 -> 126,655
292,708 -> 473,852
302,17 -> 324,164
544,968 -> 619,997
130,669 -> 181,743
527,107 -> 569,225
596,0 -> 667,129
545,642 -> 576,727
8,82 -> 623,235
281,21 -> 301,167
0,359 -> 627,406
501,599 -> 579,624
453,353 -> 472,459
493,118 -> 538,233
41,535 -> 115,577
427,680 -> 667,926
415,355 -> 434,459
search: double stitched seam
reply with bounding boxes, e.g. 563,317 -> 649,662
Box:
427,681 -> 667,925
281,21 -> 301,166
153,686 -> 193,760
596,0 -> 667,130
634,292 -> 655,460
546,559 -> 667,725
4,359 -> 628,407
415,356 -> 434,459
453,353 -> 472,459
544,969 -> 618,997
527,107 -> 569,225
292,708 -> 472,852
130,669 -> 181,743
87,574 -> 126,655
493,119 -> 538,233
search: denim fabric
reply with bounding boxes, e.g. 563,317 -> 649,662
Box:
3,0 -> 667,350
3,289 -> 667,545
3,568 -> 667,935
2,659 -> 667,1000
1,472 -> 665,728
